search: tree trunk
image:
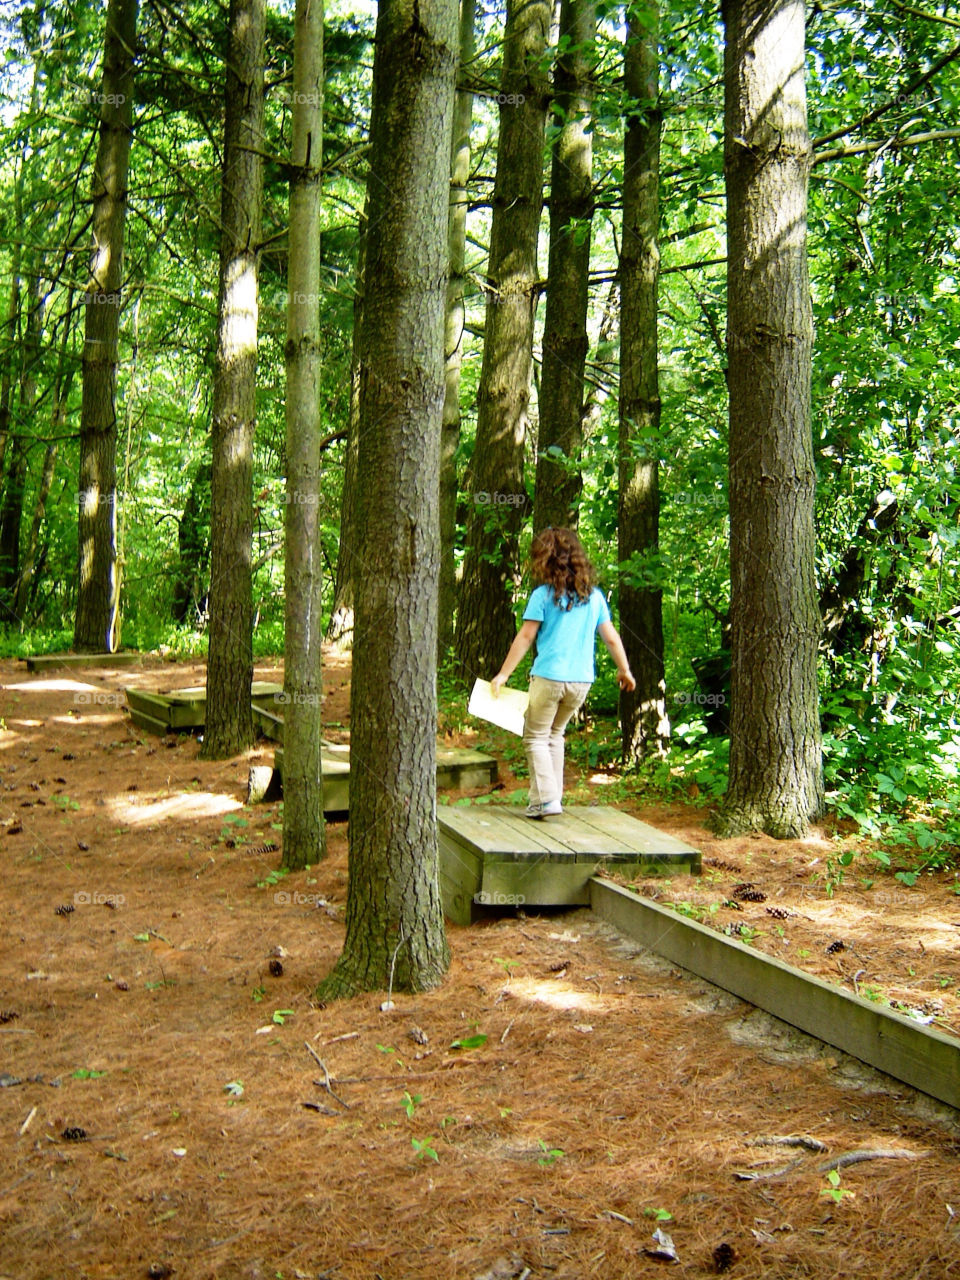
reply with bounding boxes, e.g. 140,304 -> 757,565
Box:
438,0 -> 476,662
715,0 -> 823,838
201,0 -> 265,759
15,295 -> 76,621
326,209 -> 365,649
282,0 -> 326,870
618,0 -> 669,763
171,461 -> 212,624
74,0 -> 137,652
533,0 -> 594,533
317,0 -> 458,1000
454,0 -> 550,681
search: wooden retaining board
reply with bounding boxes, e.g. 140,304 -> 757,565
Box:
25,651 -> 142,672
589,878 -> 960,1112
439,806 -> 700,926
126,683 -> 284,732
270,744 -> 499,815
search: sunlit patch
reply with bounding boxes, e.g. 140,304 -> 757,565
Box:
589,773 -> 618,785
4,679 -> 109,694
509,976 -> 604,1013
108,792 -> 242,825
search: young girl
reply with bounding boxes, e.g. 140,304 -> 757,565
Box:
491,527 -> 635,818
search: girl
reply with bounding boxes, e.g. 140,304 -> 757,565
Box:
491,527 -> 635,818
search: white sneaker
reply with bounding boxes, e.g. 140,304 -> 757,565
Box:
541,802 -> 563,816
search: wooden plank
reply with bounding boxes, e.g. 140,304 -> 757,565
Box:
252,704 -> 285,742
438,830 -> 483,925
128,707 -> 171,736
438,807 -> 570,855
272,748 -> 349,813
572,806 -> 701,863
589,878 -> 960,1111
435,747 -> 498,790
124,689 -> 173,723
24,651 -> 141,672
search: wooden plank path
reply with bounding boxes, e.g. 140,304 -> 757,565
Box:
25,651 -> 142,673
125,683 -> 284,734
438,805 -> 700,925
590,878 -> 960,1111
266,743 -> 499,815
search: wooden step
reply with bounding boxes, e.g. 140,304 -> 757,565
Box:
438,805 -> 700,925
25,651 -> 142,672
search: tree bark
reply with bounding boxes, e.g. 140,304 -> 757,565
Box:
438,0 -> 477,663
326,208 -> 365,649
317,0 -> 458,999
74,0 -> 137,652
533,0 -> 594,533
171,461 -> 212,624
618,0 -> 669,763
15,296 -> 76,621
282,0 -> 326,870
201,0 -> 265,759
715,0 -> 823,838
454,0 -> 550,681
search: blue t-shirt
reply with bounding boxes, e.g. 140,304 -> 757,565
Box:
522,584 -> 611,682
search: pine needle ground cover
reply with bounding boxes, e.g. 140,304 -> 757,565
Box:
0,655 -> 957,1280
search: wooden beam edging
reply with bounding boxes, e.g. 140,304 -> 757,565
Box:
589,878 -> 960,1111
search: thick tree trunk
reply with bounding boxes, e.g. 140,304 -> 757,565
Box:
533,0 -> 594,533
317,0 -> 458,1000
454,0 -> 550,681
171,461 -> 212,624
282,0 -> 326,870
716,0 -> 823,838
201,0 -> 265,759
618,0 -> 669,762
438,0 -> 476,662
74,0 -> 137,652
326,211 -> 365,649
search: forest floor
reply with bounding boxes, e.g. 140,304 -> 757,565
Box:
0,650 -> 958,1280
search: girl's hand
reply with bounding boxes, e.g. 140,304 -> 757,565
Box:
490,674 -> 507,697
617,669 -> 636,692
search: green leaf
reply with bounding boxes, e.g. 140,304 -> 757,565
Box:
449,1033 -> 487,1050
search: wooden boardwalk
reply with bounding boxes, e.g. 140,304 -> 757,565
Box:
438,805 -> 700,925
25,651 -> 142,672
126,683 -> 283,734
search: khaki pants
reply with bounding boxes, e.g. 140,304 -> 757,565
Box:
522,676 -> 591,807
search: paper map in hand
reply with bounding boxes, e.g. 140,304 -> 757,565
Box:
468,678 -> 528,737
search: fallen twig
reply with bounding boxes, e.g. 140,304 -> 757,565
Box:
817,1148 -> 930,1173
748,1134 -> 827,1152
303,1041 -> 350,1109
18,1105 -> 37,1136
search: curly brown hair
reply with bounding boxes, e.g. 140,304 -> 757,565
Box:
530,527 -> 596,609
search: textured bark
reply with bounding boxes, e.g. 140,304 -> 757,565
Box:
533,0 -> 594,533
15,296 -> 76,621
317,0 -> 457,999
454,0 -> 550,681
326,211 -> 365,649
74,0 -> 137,652
438,0 -> 476,662
618,1 -> 669,763
716,0 -> 823,838
171,462 -> 211,624
282,0 -> 326,870
201,0 -> 264,759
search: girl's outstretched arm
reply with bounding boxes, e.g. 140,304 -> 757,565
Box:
491,620 -> 541,694
598,620 -> 636,690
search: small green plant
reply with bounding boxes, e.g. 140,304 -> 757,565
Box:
411,1136 -> 439,1162
401,1091 -> 422,1119
642,1207 -> 673,1222
71,1068 -> 107,1080
493,958 -> 518,976
450,1033 -> 487,1050
820,1168 -> 855,1203
251,985 -> 266,1002
256,866 -> 289,888
271,1009 -> 295,1025
223,1080 -> 244,1098
537,1139 -> 565,1167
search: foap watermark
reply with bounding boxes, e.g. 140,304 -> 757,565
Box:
474,890 -> 525,906
74,890 -> 126,907
674,690 -> 726,708
477,90 -> 526,107
474,491 -> 527,507
274,691 -> 321,707
67,84 -> 127,107
74,691 -> 125,708
675,490 -> 725,508
280,487 -> 319,505
274,890 -> 325,906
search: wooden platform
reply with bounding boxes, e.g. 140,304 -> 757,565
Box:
438,805 -> 700,925
267,744 -> 499,815
25,651 -> 142,673
125,683 -> 284,734
590,878 -> 960,1111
